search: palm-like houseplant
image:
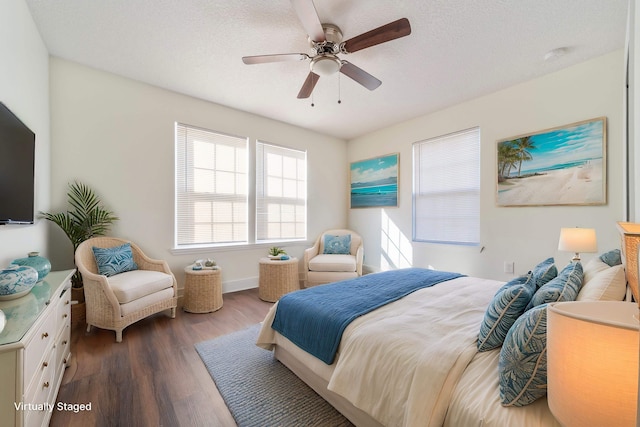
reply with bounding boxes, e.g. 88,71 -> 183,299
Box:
40,181 -> 119,289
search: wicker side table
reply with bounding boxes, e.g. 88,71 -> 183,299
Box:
183,267 -> 223,313
259,257 -> 300,302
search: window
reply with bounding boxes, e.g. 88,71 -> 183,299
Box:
256,142 -> 307,242
413,127 -> 480,245
175,124 -> 307,249
175,124 -> 248,247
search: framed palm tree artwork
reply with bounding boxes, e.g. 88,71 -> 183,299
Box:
496,117 -> 606,206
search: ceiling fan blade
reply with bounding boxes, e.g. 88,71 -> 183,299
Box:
242,53 -> 309,65
339,61 -> 381,91
290,0 -> 325,42
297,72 -> 320,98
342,18 -> 411,53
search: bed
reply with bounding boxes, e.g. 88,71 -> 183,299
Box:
256,251 -> 630,427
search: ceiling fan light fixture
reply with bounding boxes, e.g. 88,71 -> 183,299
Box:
311,55 -> 341,76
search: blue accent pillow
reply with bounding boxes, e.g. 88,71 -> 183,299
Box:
531,258 -> 557,289
92,243 -> 138,277
323,234 -> 351,255
499,304 -> 548,407
477,273 -> 536,352
526,262 -> 583,310
599,249 -> 622,267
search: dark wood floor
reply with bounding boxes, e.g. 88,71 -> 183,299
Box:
50,288 -> 273,427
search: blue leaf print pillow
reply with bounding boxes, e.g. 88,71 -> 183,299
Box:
499,303 -> 548,407
598,249 -> 622,267
323,234 -> 351,255
526,262 -> 583,311
531,257 -> 557,289
477,272 -> 536,352
92,243 -> 138,277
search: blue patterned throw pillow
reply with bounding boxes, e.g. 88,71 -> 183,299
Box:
499,304 -> 548,407
323,234 -> 351,255
92,243 -> 138,277
477,273 -> 536,352
526,262 -> 583,310
531,257 -> 557,289
599,249 -> 622,267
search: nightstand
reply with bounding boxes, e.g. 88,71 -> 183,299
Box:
183,267 -> 223,313
258,257 -> 299,302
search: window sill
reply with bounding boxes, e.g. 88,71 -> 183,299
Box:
170,240 -> 312,256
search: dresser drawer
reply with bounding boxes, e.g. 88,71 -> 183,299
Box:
56,290 -> 71,336
24,347 -> 55,427
23,306 -> 56,389
55,325 -> 71,381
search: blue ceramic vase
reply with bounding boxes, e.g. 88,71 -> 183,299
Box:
0,265 -> 38,300
12,252 -> 51,282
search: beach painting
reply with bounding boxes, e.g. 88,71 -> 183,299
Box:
497,117 -> 606,206
350,153 -> 399,208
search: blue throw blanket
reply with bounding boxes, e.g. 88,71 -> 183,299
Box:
271,268 -> 463,364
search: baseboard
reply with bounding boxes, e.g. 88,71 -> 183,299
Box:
222,276 -> 259,293
362,264 -> 380,275
222,272 -> 307,294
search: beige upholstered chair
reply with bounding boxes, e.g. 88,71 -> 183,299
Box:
75,237 -> 177,342
304,229 -> 363,287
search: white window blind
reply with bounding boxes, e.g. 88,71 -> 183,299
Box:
175,123 -> 248,246
256,142 -> 307,242
413,127 -> 480,245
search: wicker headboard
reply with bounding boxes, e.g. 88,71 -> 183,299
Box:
616,221 -> 640,304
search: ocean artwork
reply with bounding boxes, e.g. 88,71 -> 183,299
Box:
350,153 -> 399,208
496,117 -> 606,206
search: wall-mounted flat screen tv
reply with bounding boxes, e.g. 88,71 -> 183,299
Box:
0,102 -> 35,225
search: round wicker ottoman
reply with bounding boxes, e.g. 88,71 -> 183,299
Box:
259,257 -> 299,302
183,267 -> 223,313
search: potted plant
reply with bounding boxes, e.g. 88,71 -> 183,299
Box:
268,246 -> 287,260
40,181 -> 118,307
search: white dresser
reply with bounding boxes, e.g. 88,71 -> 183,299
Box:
0,270 -> 74,427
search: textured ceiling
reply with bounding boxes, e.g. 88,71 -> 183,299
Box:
25,0 -> 628,140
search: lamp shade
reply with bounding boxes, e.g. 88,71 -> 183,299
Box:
557,227 -> 597,253
547,301 -> 639,427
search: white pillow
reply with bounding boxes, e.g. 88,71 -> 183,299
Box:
577,264 -> 626,301
582,258 -> 611,285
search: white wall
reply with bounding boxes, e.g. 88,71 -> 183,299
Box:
49,58 -> 347,292
0,0 -> 50,266
348,50 -> 625,281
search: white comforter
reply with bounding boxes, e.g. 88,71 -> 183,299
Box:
258,275 -> 504,427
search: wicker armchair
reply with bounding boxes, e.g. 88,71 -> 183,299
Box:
303,229 -> 363,287
75,237 -> 177,342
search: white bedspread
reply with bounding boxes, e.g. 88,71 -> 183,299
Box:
258,275 -> 504,427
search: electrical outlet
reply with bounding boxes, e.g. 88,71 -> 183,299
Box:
504,261 -> 514,274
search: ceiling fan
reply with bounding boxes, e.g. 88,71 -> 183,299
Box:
242,0 -> 412,99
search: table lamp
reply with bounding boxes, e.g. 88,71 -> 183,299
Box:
547,301 -> 639,427
557,227 -> 597,262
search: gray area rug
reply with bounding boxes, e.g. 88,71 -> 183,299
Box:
195,324 -> 354,427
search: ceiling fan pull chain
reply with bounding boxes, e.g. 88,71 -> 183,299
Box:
338,72 -> 342,104
311,73 -> 315,106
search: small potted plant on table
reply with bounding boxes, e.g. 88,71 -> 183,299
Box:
268,247 -> 287,260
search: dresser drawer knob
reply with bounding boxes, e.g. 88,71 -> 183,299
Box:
43,381 -> 49,388
41,332 -> 49,339
43,361 -> 48,367
63,340 -> 68,345
65,300 -> 70,305
63,313 -> 68,318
